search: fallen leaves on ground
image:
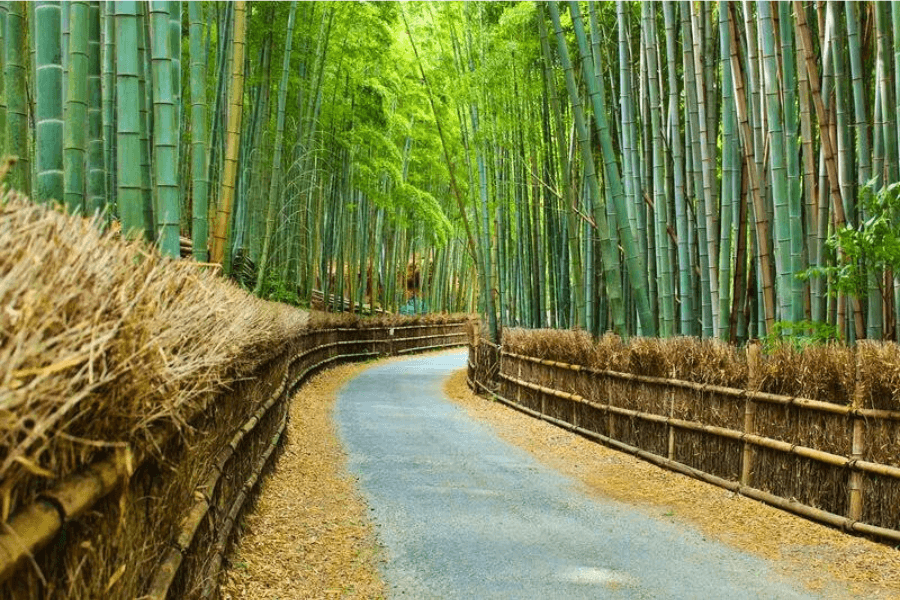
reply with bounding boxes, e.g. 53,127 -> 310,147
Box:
220,361 -> 386,600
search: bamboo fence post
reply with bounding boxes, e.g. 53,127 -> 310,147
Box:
742,342 -> 761,486
667,381 -> 676,460
606,373 -> 616,440
572,369 -> 578,429
849,356 -> 866,522
517,355 -> 522,406
540,369 -> 546,416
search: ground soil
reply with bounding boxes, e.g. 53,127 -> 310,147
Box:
443,369 -> 900,600
220,360 -> 386,600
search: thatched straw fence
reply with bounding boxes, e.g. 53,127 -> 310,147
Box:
0,198 -> 468,598
467,324 -> 900,545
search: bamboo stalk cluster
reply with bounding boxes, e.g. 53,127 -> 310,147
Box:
464,1 -> 900,342
2,2 -> 475,314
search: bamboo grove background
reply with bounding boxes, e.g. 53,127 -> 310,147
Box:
3,2 -> 900,344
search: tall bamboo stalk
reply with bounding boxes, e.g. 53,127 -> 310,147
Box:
211,0 -> 246,266
114,1 -> 145,237
4,1 -> 29,194
547,0 -> 626,334
86,1 -> 104,216
255,1 -> 297,294
35,1 -> 64,205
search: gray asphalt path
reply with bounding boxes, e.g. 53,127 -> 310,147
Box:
335,351 -> 818,599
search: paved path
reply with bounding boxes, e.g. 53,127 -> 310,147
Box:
335,351 -> 817,599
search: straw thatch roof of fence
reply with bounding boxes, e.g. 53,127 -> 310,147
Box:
0,196 -> 310,520
501,327 -> 900,411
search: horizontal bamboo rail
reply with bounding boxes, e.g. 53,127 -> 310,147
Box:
0,322 -> 469,590
201,416 -> 287,600
499,373 -> 900,481
145,330 -> 464,599
474,345 -> 900,544
503,351 -> 900,420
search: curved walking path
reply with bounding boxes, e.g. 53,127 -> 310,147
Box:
335,350 -> 818,599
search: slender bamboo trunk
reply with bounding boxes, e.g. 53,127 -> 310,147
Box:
4,1 -> 29,195
149,0 -> 180,256
114,1 -> 145,237
86,1 -> 104,216
35,1 -> 64,205
188,1 -> 208,261
255,1 -> 297,294
211,0 -> 246,266
547,1 -> 626,334
642,2 -> 673,336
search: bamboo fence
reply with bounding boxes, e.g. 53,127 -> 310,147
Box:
468,337 -> 900,545
0,320 -> 468,599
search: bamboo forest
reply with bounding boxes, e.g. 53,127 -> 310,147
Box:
11,2 -> 900,598
5,0 -> 900,341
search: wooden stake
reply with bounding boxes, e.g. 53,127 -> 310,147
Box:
849,354 -> 866,522
742,342 -> 761,486
848,417 -> 865,522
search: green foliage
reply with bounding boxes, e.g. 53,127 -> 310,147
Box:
761,320 -> 841,351
260,274 -> 301,307
802,180 -> 900,299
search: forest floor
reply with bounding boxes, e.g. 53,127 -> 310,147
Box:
220,360 -> 387,600
443,369 -> 900,600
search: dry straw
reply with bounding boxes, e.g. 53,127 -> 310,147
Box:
0,197 -> 309,520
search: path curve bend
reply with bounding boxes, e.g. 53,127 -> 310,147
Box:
336,350 -> 818,600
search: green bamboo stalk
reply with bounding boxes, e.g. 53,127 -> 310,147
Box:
0,3 -> 6,159
798,8 -> 818,322
137,3 -> 154,241
255,1 -> 297,294
780,1 -> 806,324
680,0 -> 714,336
663,1 -> 694,336
64,0 -> 89,213
87,1 -> 104,215
115,1 -> 145,237
892,1 -> 900,340
829,4 -> 853,224
169,1 -> 180,173
689,1 -> 719,331
577,0 -> 656,337
35,1 -> 64,205
718,0 -> 738,337
877,2 -> 898,186
546,1 -> 626,335
4,1 -> 29,194
101,1 -> 114,209
758,1 -> 791,324
641,2 -> 673,337
188,1 -> 208,261
61,0 -> 69,101
148,0 -> 179,256
617,1 -> 640,254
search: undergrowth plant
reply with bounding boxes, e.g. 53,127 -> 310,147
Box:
761,320 -> 842,352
